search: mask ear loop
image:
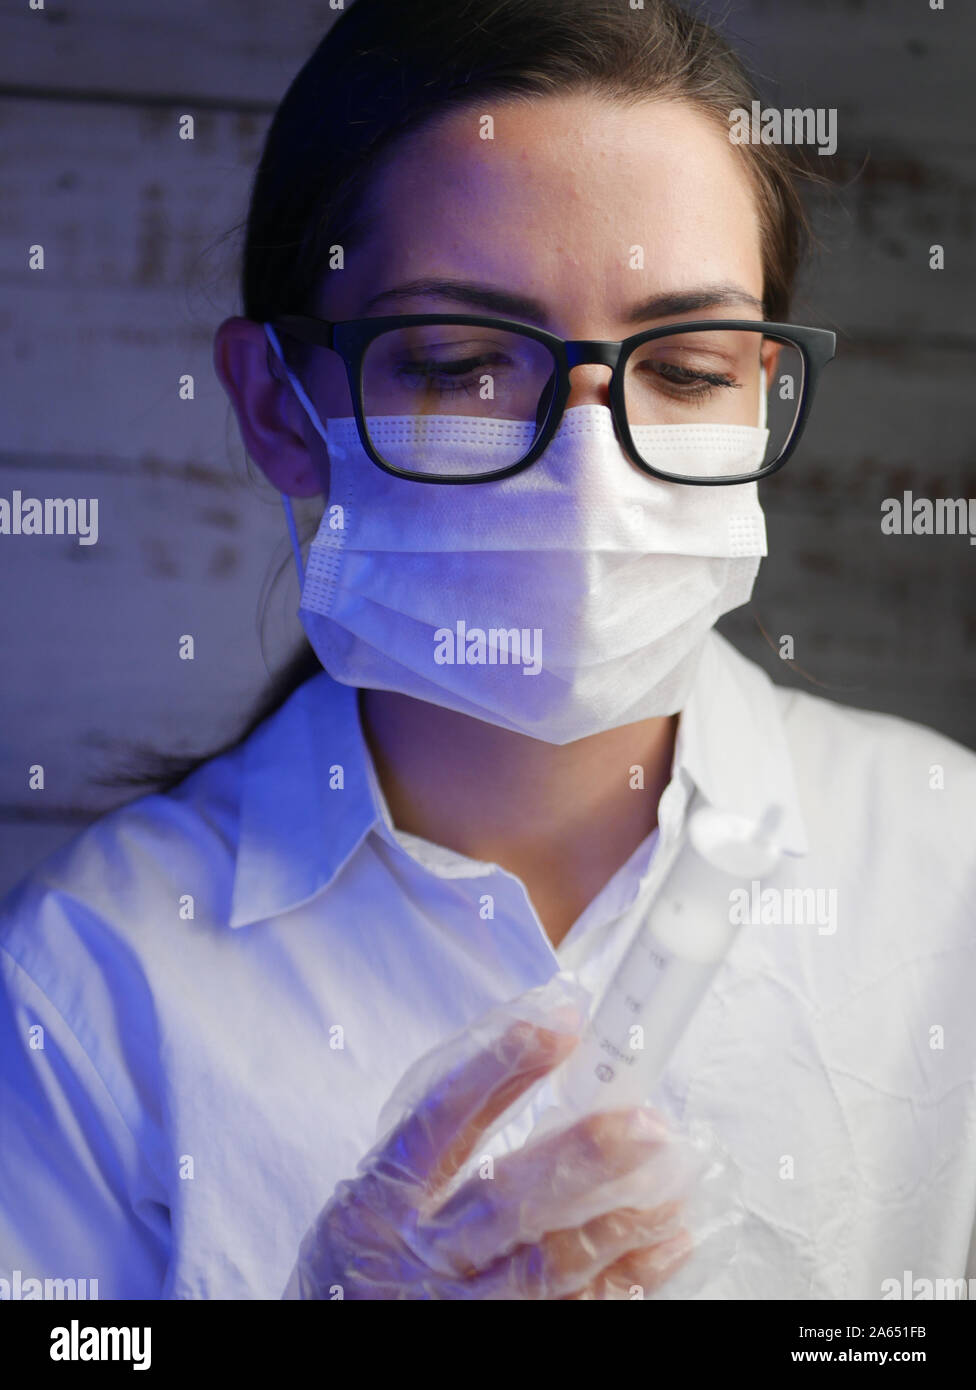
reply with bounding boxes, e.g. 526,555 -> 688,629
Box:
263,320 -> 326,592
279,491 -> 305,591
758,363 -> 768,433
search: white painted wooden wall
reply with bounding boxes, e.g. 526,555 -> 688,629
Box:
1,0 -> 973,897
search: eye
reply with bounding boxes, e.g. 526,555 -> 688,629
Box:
394,349 -> 512,394
642,360 -> 741,399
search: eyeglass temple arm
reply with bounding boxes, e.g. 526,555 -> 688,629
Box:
269,315 -> 336,350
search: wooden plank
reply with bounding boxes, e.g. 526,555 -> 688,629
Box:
0,0 -> 339,107
0,461 -> 319,813
0,92 -> 972,400
0,0 -> 971,157
765,346 -> 976,502
0,95 -> 265,456
715,0 -> 976,153
795,180 -> 976,343
720,505 -> 976,751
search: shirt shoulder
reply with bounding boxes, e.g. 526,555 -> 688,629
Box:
0,739 -> 246,1006
0,751 -> 251,1300
774,680 -> 976,865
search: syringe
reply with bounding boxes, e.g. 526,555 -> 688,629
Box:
551,800 -> 785,1115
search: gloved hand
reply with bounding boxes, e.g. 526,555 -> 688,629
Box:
283,1012 -> 692,1300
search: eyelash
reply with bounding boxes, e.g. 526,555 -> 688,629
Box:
650,363 -> 741,398
394,354 -> 509,394
391,356 -> 744,402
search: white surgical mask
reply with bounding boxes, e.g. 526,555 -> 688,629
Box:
265,324 -> 768,744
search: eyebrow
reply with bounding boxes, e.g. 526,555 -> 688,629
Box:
359,277 -> 767,325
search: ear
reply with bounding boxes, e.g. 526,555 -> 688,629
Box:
212,316 -> 326,497
760,338 -> 784,386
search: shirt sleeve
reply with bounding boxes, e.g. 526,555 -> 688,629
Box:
0,944 -> 170,1299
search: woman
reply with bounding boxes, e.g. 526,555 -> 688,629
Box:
2,0 -> 974,1302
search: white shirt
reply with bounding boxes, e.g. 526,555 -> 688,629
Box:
1,629 -> 975,1300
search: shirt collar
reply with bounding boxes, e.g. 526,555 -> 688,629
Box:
228,630 -> 807,929
228,671 -> 375,928
675,629 -> 809,858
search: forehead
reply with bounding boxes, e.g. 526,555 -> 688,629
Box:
325,92 -> 764,330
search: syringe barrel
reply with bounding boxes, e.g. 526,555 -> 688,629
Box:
553,846 -> 745,1115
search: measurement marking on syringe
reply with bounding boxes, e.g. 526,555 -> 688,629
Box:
631,936 -> 669,970
597,1038 -> 637,1067
552,809 -> 785,1112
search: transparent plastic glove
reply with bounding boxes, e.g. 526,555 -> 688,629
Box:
283,973 -> 707,1300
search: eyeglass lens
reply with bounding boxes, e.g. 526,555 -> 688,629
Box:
353,323 -> 805,478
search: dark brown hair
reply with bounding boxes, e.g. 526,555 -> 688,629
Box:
107,0 -> 819,797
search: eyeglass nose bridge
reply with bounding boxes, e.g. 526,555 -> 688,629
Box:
550,341 -> 626,437
563,340 -> 623,372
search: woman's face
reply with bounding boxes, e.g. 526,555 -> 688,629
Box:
294,91 -> 772,492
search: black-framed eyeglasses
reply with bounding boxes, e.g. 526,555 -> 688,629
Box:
266,313 -> 836,485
